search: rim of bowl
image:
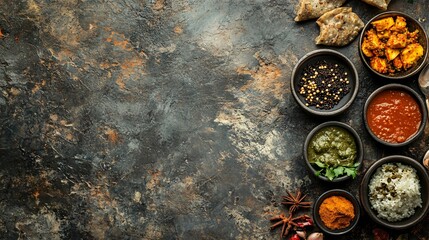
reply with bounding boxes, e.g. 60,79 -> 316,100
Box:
303,121 -> 364,182
360,155 -> 429,229
363,83 -> 427,147
359,11 -> 429,80
291,49 -> 359,116
313,189 -> 361,235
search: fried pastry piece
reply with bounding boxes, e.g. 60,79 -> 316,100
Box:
361,0 -> 391,10
294,0 -> 346,22
315,7 -> 364,47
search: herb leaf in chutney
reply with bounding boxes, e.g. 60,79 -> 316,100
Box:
308,126 -> 358,180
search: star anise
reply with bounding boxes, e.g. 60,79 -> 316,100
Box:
270,213 -> 313,238
281,190 -> 312,213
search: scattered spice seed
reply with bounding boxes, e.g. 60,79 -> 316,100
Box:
298,60 -> 351,110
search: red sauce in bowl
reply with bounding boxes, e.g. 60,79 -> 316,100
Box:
366,89 -> 422,143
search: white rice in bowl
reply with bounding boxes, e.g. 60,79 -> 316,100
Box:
368,163 -> 422,222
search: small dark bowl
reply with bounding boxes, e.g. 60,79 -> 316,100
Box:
313,189 -> 361,235
291,49 -> 359,116
363,83 -> 427,147
360,155 -> 429,230
359,11 -> 428,80
303,121 -> 363,182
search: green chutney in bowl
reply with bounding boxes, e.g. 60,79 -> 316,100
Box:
304,121 -> 363,182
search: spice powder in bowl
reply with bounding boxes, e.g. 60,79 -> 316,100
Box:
319,196 -> 355,230
313,189 -> 360,235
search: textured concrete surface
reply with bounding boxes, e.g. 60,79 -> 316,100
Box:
0,0 -> 428,239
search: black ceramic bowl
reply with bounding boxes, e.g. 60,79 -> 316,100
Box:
360,155 -> 429,230
359,11 -> 428,80
363,84 -> 427,147
313,189 -> 361,235
291,49 -> 359,116
303,121 -> 363,182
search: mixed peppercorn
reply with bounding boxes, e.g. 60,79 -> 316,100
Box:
298,60 -> 351,110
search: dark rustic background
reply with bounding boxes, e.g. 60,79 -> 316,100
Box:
0,0 -> 428,239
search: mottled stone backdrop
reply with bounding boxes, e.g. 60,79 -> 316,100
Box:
0,0 -> 428,239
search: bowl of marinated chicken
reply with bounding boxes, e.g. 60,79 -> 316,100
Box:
359,11 -> 428,80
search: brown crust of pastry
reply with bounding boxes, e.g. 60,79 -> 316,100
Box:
315,7 -> 364,47
360,0 -> 391,10
294,0 -> 346,22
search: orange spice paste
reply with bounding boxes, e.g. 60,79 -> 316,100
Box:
319,196 -> 355,230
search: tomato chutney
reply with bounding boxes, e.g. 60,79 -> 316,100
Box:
366,89 -> 422,143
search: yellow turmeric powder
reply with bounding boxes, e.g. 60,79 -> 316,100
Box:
318,195 -> 355,230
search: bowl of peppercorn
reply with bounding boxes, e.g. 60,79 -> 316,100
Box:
291,49 -> 359,116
